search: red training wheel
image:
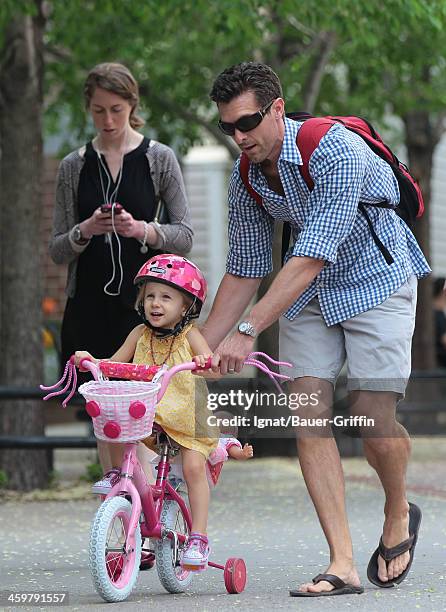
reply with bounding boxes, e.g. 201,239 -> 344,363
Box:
224,557 -> 247,594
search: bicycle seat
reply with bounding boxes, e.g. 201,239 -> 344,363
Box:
152,423 -> 165,435
151,423 -> 180,453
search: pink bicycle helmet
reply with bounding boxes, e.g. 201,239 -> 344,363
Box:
134,254 -> 207,336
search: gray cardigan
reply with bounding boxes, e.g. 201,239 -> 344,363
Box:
49,139 -> 194,297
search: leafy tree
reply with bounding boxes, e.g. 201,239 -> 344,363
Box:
1,0 -> 445,488
0,0 -> 49,489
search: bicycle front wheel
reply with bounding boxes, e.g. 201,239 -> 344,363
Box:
155,498 -> 193,593
89,496 -> 142,602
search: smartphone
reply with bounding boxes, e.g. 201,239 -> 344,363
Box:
100,203 -> 123,214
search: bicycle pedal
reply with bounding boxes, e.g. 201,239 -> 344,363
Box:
180,563 -> 207,572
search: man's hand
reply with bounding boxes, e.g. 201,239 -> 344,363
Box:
211,332 -> 255,375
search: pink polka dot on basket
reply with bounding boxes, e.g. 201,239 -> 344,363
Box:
129,401 -> 146,419
85,400 -> 101,418
103,421 -> 121,439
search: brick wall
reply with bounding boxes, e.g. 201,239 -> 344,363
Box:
41,157 -> 67,321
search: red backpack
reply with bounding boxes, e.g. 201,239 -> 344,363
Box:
239,113 -> 424,265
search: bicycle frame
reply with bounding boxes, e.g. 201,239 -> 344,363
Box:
81,359 -> 204,555
106,439 -> 191,554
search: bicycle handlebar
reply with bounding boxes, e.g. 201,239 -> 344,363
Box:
41,353 -> 290,407
79,357 -> 213,405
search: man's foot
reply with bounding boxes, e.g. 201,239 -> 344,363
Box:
91,468 -> 120,495
294,562 -> 361,594
378,506 -> 410,582
367,502 -> 422,588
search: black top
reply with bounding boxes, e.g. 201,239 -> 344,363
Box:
61,137 -> 159,363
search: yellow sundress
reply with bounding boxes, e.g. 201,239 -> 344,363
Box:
133,323 -> 218,458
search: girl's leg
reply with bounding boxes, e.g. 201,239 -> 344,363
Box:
92,442 -> 124,495
137,442 -> 157,485
109,443 -> 125,469
97,440 -> 112,472
181,447 -> 209,534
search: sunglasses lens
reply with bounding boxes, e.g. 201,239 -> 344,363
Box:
236,114 -> 262,132
218,121 -> 236,136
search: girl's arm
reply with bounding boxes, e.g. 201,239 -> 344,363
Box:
74,324 -> 145,367
186,326 -> 221,378
109,324 -> 146,362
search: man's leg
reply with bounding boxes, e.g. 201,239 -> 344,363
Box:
343,276 -> 418,584
293,377 -> 361,593
350,391 -> 411,582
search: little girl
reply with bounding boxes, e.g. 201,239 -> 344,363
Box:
75,254 -> 218,571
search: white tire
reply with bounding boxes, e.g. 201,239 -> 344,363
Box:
155,498 -> 193,593
89,496 -> 142,602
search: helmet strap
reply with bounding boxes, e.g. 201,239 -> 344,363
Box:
136,297 -> 199,339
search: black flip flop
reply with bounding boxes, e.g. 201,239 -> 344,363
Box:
367,501 -> 422,588
289,573 -> 364,597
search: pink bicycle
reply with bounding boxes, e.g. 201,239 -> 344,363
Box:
41,353 -> 291,603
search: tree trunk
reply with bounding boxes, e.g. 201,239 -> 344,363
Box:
403,110 -> 436,370
0,2 -> 49,490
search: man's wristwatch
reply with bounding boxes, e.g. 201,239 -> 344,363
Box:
72,224 -> 90,245
238,320 -> 257,338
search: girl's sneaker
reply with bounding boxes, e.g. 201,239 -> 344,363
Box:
91,468 -> 120,494
180,533 -> 210,571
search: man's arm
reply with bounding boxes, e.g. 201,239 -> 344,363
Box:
201,273 -> 262,350
213,256 -> 324,374
248,256 -> 324,334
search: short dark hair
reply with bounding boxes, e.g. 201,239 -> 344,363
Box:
433,277 -> 446,298
210,62 -> 283,107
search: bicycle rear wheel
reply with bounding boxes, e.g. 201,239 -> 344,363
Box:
89,496 -> 142,602
155,498 -> 193,593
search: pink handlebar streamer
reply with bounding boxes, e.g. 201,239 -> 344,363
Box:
40,356 -> 78,407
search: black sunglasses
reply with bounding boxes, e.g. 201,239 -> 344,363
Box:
218,99 -> 275,136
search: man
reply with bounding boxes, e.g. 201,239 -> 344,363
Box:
202,62 -> 430,596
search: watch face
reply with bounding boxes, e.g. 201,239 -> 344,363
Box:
74,227 -> 81,240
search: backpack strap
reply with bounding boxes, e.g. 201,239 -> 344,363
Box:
239,153 -> 262,205
296,118 -> 335,189
297,118 -> 394,265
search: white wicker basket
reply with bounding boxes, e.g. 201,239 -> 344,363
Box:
78,380 -> 160,442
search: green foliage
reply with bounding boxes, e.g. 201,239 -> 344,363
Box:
0,469 -> 8,488
3,0 -> 444,152
82,462 -> 103,483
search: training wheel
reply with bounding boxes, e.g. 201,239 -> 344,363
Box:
224,557 -> 247,594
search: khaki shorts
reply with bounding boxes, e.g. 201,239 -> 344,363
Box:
279,276 -> 417,395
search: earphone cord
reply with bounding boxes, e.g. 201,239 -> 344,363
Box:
103,205 -> 124,296
97,153 -> 124,296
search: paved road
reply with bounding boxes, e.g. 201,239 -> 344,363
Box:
1,449 -> 445,611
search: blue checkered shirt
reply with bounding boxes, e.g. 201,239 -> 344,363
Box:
226,117 -> 431,325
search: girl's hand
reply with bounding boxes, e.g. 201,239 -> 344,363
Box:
193,354 -> 222,378
193,354 -> 212,368
74,351 -> 97,370
241,443 -> 254,460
